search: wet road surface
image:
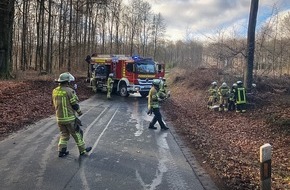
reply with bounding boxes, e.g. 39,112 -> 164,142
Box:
0,93 -> 218,190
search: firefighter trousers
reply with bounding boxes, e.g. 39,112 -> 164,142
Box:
107,87 -> 112,99
150,108 -> 167,129
58,121 -> 86,153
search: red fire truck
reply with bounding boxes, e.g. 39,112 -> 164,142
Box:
89,54 -> 165,97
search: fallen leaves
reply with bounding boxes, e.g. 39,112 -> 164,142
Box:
0,79 -> 94,138
163,68 -> 290,190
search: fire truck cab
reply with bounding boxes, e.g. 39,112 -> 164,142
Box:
89,55 -> 165,97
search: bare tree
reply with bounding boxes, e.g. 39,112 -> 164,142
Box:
0,0 -> 15,78
152,13 -> 166,59
245,0 -> 259,90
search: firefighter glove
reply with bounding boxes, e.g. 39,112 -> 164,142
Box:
77,110 -> 83,116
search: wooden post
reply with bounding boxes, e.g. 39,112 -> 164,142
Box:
260,143 -> 272,190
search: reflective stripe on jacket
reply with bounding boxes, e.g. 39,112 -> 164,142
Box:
208,86 -> 218,97
236,87 -> 246,104
107,77 -> 113,89
52,85 -> 78,124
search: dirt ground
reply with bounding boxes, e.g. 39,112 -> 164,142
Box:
0,69 -> 289,190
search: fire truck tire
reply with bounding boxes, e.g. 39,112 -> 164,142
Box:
119,84 -> 129,97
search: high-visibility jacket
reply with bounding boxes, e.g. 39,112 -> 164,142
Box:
107,77 -> 113,89
159,80 -> 166,94
218,86 -> 230,97
236,87 -> 246,104
148,86 -> 165,109
208,86 -> 218,97
52,85 -> 80,124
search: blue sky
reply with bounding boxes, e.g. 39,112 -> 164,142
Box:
139,0 -> 290,41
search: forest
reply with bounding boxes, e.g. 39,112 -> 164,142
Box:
0,0 -> 289,80
0,1 -> 289,189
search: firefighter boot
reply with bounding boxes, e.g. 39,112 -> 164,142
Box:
161,126 -> 169,130
148,124 -> 157,130
58,148 -> 69,158
80,147 -> 92,156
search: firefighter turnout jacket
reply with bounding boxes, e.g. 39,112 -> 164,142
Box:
52,85 -> 81,124
148,86 -> 166,110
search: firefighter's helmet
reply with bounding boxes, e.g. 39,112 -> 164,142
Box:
56,73 -> 70,83
232,83 -> 237,87
67,72 -> 75,82
237,81 -> 243,85
252,83 -> 256,88
109,73 -> 114,77
221,82 -> 227,87
212,81 -> 217,86
152,79 -> 161,86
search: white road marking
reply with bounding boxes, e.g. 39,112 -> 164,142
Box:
80,107 -> 119,190
136,133 -> 169,190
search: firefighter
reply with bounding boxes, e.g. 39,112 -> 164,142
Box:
107,73 -> 114,99
207,81 -> 218,108
235,81 -> 247,113
148,79 -> 169,130
218,82 -> 230,111
228,83 -> 237,111
159,77 -> 166,93
52,72 -> 92,157
159,77 -> 170,98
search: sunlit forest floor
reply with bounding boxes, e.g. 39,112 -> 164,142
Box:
0,68 -> 289,190
163,68 -> 290,190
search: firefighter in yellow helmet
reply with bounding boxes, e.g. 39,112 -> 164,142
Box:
147,79 -> 169,130
52,72 -> 92,157
218,82 -> 230,111
107,73 -> 114,99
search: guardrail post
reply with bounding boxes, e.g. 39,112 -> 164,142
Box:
260,143 -> 272,190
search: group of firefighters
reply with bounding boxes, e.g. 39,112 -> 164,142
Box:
52,72 -> 170,157
207,81 -> 247,113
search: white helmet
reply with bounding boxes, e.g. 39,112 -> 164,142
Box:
211,81 -> 217,86
67,72 -> 75,82
56,72 -> 75,83
109,73 -> 114,77
232,83 -> 237,87
252,83 -> 256,88
221,82 -> 227,87
152,79 -> 161,86
237,81 -> 243,85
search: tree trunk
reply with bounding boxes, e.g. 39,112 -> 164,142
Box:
245,0 -> 259,91
46,0 -> 52,73
68,0 -> 73,72
0,0 -> 15,78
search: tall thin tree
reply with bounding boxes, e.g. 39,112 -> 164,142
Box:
0,0 -> 15,78
245,0 -> 259,90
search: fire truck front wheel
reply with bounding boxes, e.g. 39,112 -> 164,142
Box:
119,84 -> 129,97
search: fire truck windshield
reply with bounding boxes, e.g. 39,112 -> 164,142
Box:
135,60 -> 156,74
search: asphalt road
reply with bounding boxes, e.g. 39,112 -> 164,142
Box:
0,93 -> 218,190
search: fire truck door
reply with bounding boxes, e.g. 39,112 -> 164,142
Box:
125,62 -> 134,82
